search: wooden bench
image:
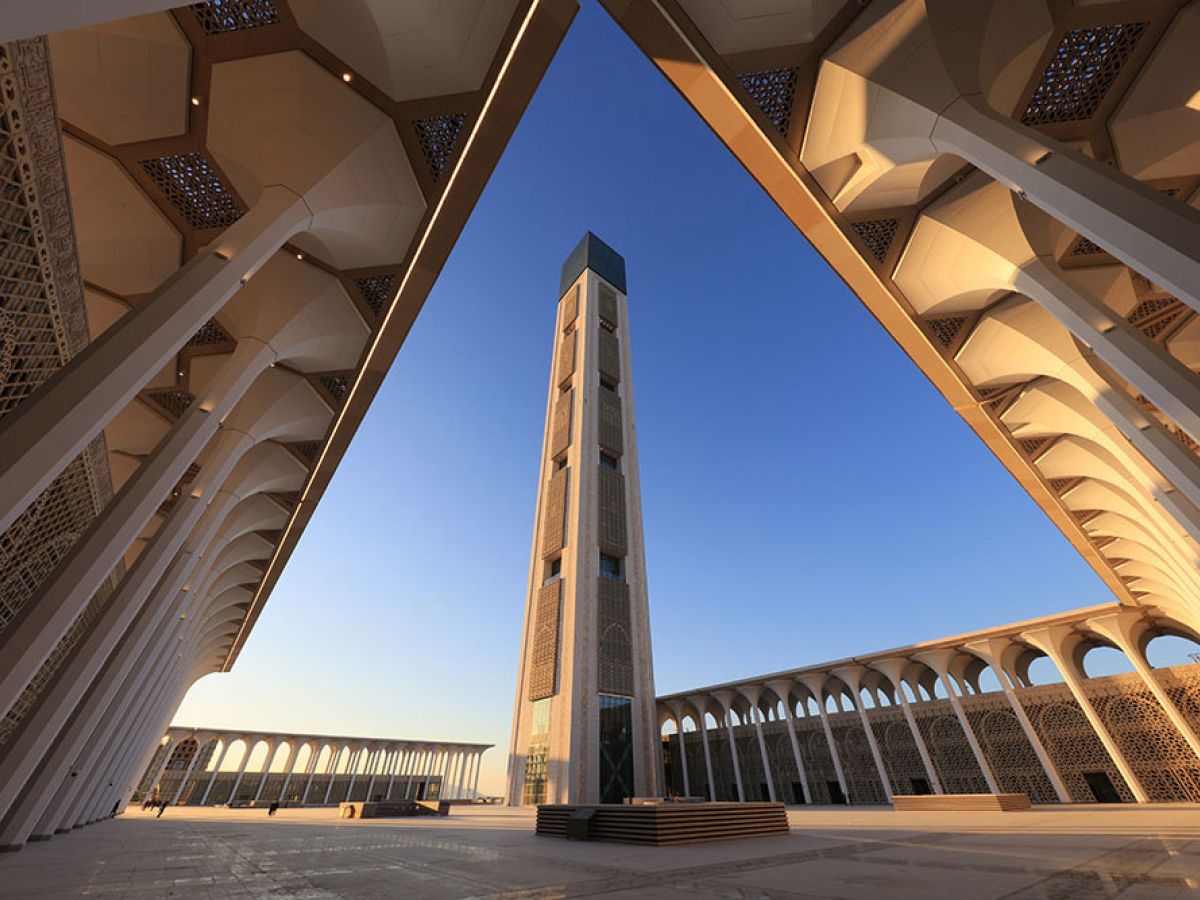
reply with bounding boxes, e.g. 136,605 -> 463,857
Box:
892,793 -> 1031,811
536,802 -> 789,845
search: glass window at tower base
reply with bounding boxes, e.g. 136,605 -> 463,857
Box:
523,698 -> 552,805
599,694 -> 634,804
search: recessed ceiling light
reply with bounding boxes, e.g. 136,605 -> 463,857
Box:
342,72 -> 353,83
191,96 -> 202,106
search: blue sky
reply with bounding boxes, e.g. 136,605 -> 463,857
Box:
174,2 -> 1160,793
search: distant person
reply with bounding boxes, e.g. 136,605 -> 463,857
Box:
268,801 -> 278,816
156,800 -> 167,818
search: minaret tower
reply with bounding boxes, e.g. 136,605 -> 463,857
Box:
507,233 -> 658,806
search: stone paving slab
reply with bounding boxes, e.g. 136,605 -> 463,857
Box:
2,805 -> 1200,898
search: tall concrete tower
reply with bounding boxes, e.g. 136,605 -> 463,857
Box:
507,233 -> 658,806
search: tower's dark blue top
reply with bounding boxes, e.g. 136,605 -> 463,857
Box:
559,231 -> 626,298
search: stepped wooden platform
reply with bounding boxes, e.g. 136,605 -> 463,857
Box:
536,802 -> 789,845
892,793 -> 1031,812
337,799 -> 445,819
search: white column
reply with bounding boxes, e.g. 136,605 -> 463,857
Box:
0,341 -> 273,726
0,187 -> 310,535
831,667 -> 893,801
385,748 -> 401,799
366,748 -> 384,801
798,674 -> 849,803
1087,612 -> 1200,759
471,752 -> 483,800
1022,626 -> 1149,803
143,736 -> 177,801
932,96 -> 1200,319
405,749 -> 422,799
913,651 -> 1001,794
300,745 -> 322,805
688,696 -> 718,801
251,741 -> 277,804
199,739 -> 233,805
870,660 -> 943,795
720,710 -> 739,801
962,640 -> 1070,803
277,741 -> 304,804
456,750 -> 469,800
765,681 -> 811,804
227,738 -> 256,805
440,749 -> 453,799
169,738 -> 205,805
322,746 -> 342,805
343,747 -> 362,802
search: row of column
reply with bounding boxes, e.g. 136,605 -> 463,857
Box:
662,609 -> 1200,805
145,733 -> 487,806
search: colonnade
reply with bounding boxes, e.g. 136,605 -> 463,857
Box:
661,604 -> 1200,806
136,729 -> 489,807
0,0 -> 571,852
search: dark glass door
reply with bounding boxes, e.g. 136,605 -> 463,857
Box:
1083,771 -> 1122,803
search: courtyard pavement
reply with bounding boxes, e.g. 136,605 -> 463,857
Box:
2,803 -> 1200,898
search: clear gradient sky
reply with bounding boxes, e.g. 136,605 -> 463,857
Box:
173,2 -> 1175,794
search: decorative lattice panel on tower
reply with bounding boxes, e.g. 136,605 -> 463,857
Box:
1017,684 -> 1135,803
191,0 -> 280,34
912,703 -> 990,793
1081,673 -> 1200,802
528,580 -> 562,701
413,114 -> 466,180
961,694 -> 1059,803
597,283 -> 619,328
1021,23 -> 1148,125
540,466 -> 568,558
597,466 -> 627,557
597,577 -> 634,696
550,389 -> 573,459
851,218 -> 900,264
139,153 -> 244,230
556,329 -> 576,386
353,275 -> 396,320
561,284 -> 579,326
598,388 -> 623,456
736,67 -> 799,136
598,330 -> 621,384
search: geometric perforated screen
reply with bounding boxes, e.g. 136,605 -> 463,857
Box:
1021,23 -> 1148,126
